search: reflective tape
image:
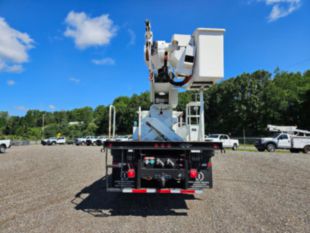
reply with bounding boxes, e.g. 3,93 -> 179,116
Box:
122,188 -> 203,194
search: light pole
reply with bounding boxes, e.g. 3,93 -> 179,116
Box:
42,114 -> 45,139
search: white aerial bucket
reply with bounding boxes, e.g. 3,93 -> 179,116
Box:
187,28 -> 225,90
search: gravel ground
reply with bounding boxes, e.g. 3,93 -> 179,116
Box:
0,145 -> 309,233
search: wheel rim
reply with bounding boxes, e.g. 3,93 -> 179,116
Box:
268,144 -> 275,152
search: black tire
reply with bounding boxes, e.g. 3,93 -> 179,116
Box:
257,148 -> 265,152
232,144 -> 238,151
303,145 -> 310,154
266,143 -> 276,152
0,145 -> 6,153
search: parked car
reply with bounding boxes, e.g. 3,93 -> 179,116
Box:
206,134 -> 239,150
0,139 -> 11,153
42,137 -> 66,145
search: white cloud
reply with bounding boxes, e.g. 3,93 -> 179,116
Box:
0,17 -> 34,73
7,64 -> 23,73
69,77 -> 80,84
258,0 -> 301,22
92,57 -> 115,65
48,104 -> 56,110
15,106 -> 27,112
127,29 -> 136,46
64,11 -> 117,49
7,80 -> 15,86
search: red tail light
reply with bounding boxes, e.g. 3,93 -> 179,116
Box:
127,169 -> 135,178
207,162 -> 212,168
189,169 -> 198,179
154,143 -> 159,148
213,144 -> 219,149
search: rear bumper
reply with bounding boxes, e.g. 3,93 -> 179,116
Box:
109,188 -> 203,194
104,140 -> 219,192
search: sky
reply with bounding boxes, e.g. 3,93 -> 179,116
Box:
0,0 -> 309,116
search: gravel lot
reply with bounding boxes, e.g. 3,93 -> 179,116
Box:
0,145 -> 309,233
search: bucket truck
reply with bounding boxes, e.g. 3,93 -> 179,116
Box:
255,125 -> 310,153
104,21 -> 225,194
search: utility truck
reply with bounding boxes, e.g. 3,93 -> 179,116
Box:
255,125 -> 310,153
104,21 -> 225,194
0,139 -> 11,153
206,134 -> 239,150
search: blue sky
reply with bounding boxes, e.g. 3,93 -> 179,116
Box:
0,0 -> 309,115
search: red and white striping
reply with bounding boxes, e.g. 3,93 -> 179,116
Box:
122,188 -> 203,194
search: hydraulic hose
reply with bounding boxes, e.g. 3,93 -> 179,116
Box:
168,74 -> 192,87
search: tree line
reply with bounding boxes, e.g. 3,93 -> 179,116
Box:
0,70 -> 309,140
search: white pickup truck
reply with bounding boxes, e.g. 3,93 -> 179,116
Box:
42,137 -> 66,145
75,137 -> 87,146
0,139 -> 11,153
255,132 -> 310,153
75,136 -> 96,146
95,136 -> 108,146
115,135 -> 132,142
85,136 -> 98,146
206,134 -> 239,150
